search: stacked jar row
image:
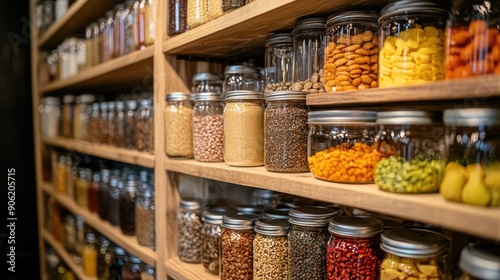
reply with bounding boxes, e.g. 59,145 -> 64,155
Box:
35,0 -> 78,37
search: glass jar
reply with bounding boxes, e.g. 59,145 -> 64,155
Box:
108,176 -> 121,227
114,4 -> 126,58
192,72 -> 223,93
85,23 -> 97,68
222,0 -> 245,13
167,0 -> 187,36
374,111 -> 445,194
292,18 -> 326,94
224,90 -> 265,166
446,1 -> 500,79
98,169 -> 111,221
45,247 -> 59,280
123,255 -> 143,280
62,95 -> 74,138
82,232 -> 98,277
264,91 -> 309,172
263,208 -> 289,219
75,168 -> 91,208
88,102 -> 100,143
74,94 -> 95,141
106,101 -> 117,146
99,102 -> 110,144
442,108 -> 500,207
51,201 -> 62,241
178,198 -> 207,263
56,155 -> 67,194
136,0 -> 146,50
48,50 -> 59,81
41,0 -> 55,35
124,0 -> 138,54
221,213 -> 258,279
97,237 -> 112,280
97,17 -> 106,64
459,243 -> 500,280
236,204 -> 264,215
114,101 -> 126,147
208,0 -> 223,21
56,262 -> 68,280
140,264 -> 155,280
110,246 -> 126,279
327,216 -> 384,279
201,206 -> 235,275
147,100 -> 154,153
102,10 -> 115,62
288,206 -> 337,280
119,177 -> 138,235
74,216 -> 85,264
65,153 -> 77,200
144,0 -> 154,45
40,96 -> 61,138
63,214 -> 77,257
379,0 -> 447,88
187,0 -> 209,29
136,99 -> 152,152
380,229 -> 449,280
124,100 -> 138,149
88,172 -> 100,213
222,65 -> 260,96
253,218 -> 290,280
264,33 -> 294,93
165,92 -> 194,158
193,92 -> 225,162
324,11 -> 379,92
92,21 -> 101,66
135,188 -> 155,248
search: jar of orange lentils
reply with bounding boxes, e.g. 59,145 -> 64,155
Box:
307,110 -> 394,183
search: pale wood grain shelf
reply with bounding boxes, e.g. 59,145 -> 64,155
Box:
164,258 -> 219,280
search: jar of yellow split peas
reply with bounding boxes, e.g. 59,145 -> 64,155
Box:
307,110 -> 395,183
378,0 -> 448,88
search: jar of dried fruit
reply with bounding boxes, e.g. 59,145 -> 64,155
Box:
253,218 -> 290,280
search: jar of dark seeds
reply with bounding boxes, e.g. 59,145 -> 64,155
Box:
122,254 -> 143,280
107,176 -> 121,227
253,218 -> 290,280
136,99 -> 152,152
178,198 -> 206,263
265,91 -> 309,172
288,206 -> 337,280
193,92 -> 225,162
135,187 -> 155,248
119,176 -> 138,236
221,213 -> 258,280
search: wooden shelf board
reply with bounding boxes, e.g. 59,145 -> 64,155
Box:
165,158 -> 500,241
163,0 -> 388,57
43,137 -> 155,168
164,258 -> 219,280
43,230 -> 97,280
42,183 -> 157,266
40,46 -> 154,95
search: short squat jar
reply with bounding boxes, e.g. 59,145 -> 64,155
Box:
459,243 -> 500,280
178,198 -> 206,263
288,206 -> 337,280
264,33 -> 294,93
264,91 -> 309,172
374,111 -> 445,194
253,218 -> 290,280
326,216 -> 384,280
380,229 -> 450,280
193,92 -> 225,162
165,92 -> 194,158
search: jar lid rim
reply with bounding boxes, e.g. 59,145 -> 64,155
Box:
195,92 -> 223,101
192,72 -> 221,81
222,213 -> 258,229
224,65 -> 257,75
255,218 -> 290,236
179,198 -> 209,210
381,229 -> 449,258
289,206 -> 337,226
376,111 -> 440,124
226,90 -> 264,100
327,10 -> 379,26
293,17 -> 326,33
380,0 -> 446,20
328,216 -> 383,237
443,108 -> 500,126
265,32 -> 293,45
308,110 -> 376,123
266,91 -> 307,101
166,92 -> 191,101
459,244 -> 500,279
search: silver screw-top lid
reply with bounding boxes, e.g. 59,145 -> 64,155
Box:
166,92 -> 191,101
179,198 -> 208,210
79,94 -> 96,104
380,0 -> 446,21
308,110 -> 377,124
459,244 -> 500,280
192,72 -> 221,82
225,90 -> 264,101
263,208 -> 289,219
42,96 -> 60,105
288,206 -> 337,227
443,108 -> 500,126
293,17 -> 326,34
236,204 -> 265,215
255,218 -> 291,236
381,229 -> 449,258
377,111 -> 440,125
195,92 -> 223,101
85,232 -> 96,243
127,254 -> 143,264
328,216 -> 383,238
222,213 -> 259,230
202,206 -> 236,224
327,11 -> 379,28
126,100 -> 137,110
113,246 -> 125,255
265,32 -> 293,46
266,91 -> 307,102
224,65 -> 257,75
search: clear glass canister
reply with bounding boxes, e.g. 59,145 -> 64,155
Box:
97,17 -> 106,64
102,10 -> 115,62
192,72 -> 223,93
378,0 -> 447,88
97,236 -> 112,280
193,92 -> 225,162
446,1 -> 500,79
85,23 -> 97,68
56,155 -> 68,194
123,0 -> 138,55
73,94 -> 95,141
144,0 -> 154,46
324,11 -> 379,92
327,216 -> 384,279
114,4 -> 126,58
82,232 -> 98,277
88,102 -> 100,143
253,218 -> 290,280
98,169 -> 111,221
124,100 -> 138,149
221,213 -> 259,279
292,18 -> 326,94
107,176 -> 122,227
165,92 -> 194,158
136,99 -> 152,152
99,101 -> 110,144
380,229 -> 450,280
222,65 -> 260,96
75,168 -> 91,208
224,90 -> 265,166
187,0 -> 208,29
119,177 -> 138,235
40,96 -> 61,138
459,243 -> 500,280
92,20 -> 101,66
264,33 -> 294,93
374,111 -> 445,194
136,0 -> 146,50
167,0 -> 187,36
122,255 -> 143,280
114,101 -> 126,147
178,198 -> 207,263
442,108 -> 500,207
63,214 -> 78,257
265,91 -> 309,172
106,101 -> 116,146
288,206 -> 337,280
88,172 -> 100,213
135,187 -> 155,248
208,0 -> 223,21
222,0 -> 245,13
110,246 -> 126,279
62,95 -> 74,138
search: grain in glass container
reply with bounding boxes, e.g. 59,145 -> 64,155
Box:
114,101 -> 126,147
102,10 -> 115,62
75,168 -> 91,208
265,91 -> 309,172
192,72 -> 223,93
167,0 -> 187,36
224,90 -> 264,166
88,172 -> 100,213
442,108 -> 500,207
136,99 -> 152,152
73,94 -> 95,141
178,198 -> 207,263
97,169 -> 111,221
88,102 -> 100,143
110,246 -> 126,278
193,92 -> 224,162
40,96 -> 61,138
62,95 -> 74,138
208,0 -> 223,21
380,229 -> 450,280
113,4 -> 126,58
458,243 -> 500,280
97,236 -> 112,280
82,232 -> 98,277
91,20 -> 101,66
378,0 -> 447,88
98,101 -> 110,144
187,0 -> 208,29
56,155 -> 67,194
122,254 -> 143,280
107,176 -> 122,227
327,216 -> 384,280
253,218 -> 290,280
222,0 -> 245,13
222,65 -> 260,96
288,206 -> 337,280
119,176 -> 138,235
123,0 -> 138,55
144,0 -> 154,46
264,33 -> 294,93
136,0 -> 146,50
324,11 -> 379,92
124,100 -> 138,149
135,187 -> 155,248
374,111 -> 445,194
165,92 -> 194,158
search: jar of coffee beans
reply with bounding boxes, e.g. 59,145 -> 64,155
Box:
178,198 -> 207,263
253,218 -> 290,280
193,92 -> 225,162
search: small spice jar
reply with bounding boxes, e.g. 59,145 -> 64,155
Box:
165,92 -> 194,158
221,213 -> 258,279
264,91 -> 309,173
39,96 -> 61,138
107,176 -> 121,227
110,246 -> 126,279
380,229 -> 450,280
178,198 -> 207,263
119,176 -> 138,235
264,33 -> 294,93
374,111 -> 445,194
222,65 -> 260,96
224,90 -> 265,166
75,168 -> 91,208
378,0 -> 447,88
187,0 -> 209,29
124,100 -> 138,149
288,206 -> 337,280
326,216 -> 384,279
136,99 -> 152,152
82,232 -> 98,277
324,11 -> 379,92
122,254 -> 143,280
222,0 -> 245,13
135,187 -> 155,248
192,73 -> 223,93
62,95 -> 75,138
167,0 -> 187,36
97,236 -> 112,280
193,92 -> 225,162
459,243 -> 500,280
253,218 -> 290,280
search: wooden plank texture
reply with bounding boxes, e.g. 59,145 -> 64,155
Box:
165,258 -> 219,280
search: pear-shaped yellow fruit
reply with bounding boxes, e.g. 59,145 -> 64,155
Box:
485,170 -> 500,206
490,189 -> 500,207
440,163 -> 467,202
462,165 -> 491,207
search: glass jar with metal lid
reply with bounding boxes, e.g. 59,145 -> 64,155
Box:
459,243 -> 500,280
75,168 -> 92,208
136,99 -> 152,152
192,72 -> 223,93
288,206 -> 337,280
102,10 -> 115,62
165,92 -> 194,158
236,204 -> 264,215
307,110 -> 394,183
374,111 -> 445,194
97,236 -> 111,280
442,108 -> 500,207
122,254 -> 143,280
119,176 -> 138,236
292,17 -> 326,94
167,0 -> 187,36
263,208 -> 289,219
135,187 -> 155,248
74,94 -> 96,141
265,91 -> 309,173
221,213 -> 259,279
222,65 -> 260,96
264,33 -> 294,93
193,92 -> 225,162
178,198 -> 208,263
110,245 -> 126,278
324,11 -> 379,92
107,176 -> 122,227
378,0 -> 447,88
380,229 -> 450,280
62,95 -> 74,138
113,4 -> 126,58
124,100 -> 138,149
40,96 -> 61,138
222,0 -> 246,13
88,101 -> 100,143
253,218 -> 291,280
187,0 -> 209,29
98,101 -> 110,144
82,232 -> 98,277
327,216 -> 384,280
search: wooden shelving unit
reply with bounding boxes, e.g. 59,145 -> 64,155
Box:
164,258 -> 219,280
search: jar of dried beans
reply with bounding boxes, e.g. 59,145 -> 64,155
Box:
124,100 -> 138,149
458,243 -> 500,280
135,187 -> 155,248
165,92 -> 194,158
178,198 -> 207,263
99,101 -> 110,144
326,216 -> 384,279
97,169 -> 111,221
114,101 -> 126,147
264,33 -> 294,93
88,102 -> 100,143
193,92 -> 224,162
253,218 -> 290,280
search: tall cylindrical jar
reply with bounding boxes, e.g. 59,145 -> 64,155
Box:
324,11 -> 379,92
224,90 -> 265,166
264,33 -> 294,93
110,246 -> 126,278
220,213 -> 258,280
265,91 -> 309,172
135,187 -> 155,248
82,232 -> 98,277
167,0 -> 187,36
144,0 -> 154,45
97,236 -> 112,280
88,102 -> 100,143
91,21 -> 101,66
136,99 -> 152,152
378,1 -> 447,87
62,95 -> 74,138
326,216 -> 384,280
459,243 -> 500,280
253,218 -> 290,280
102,10 -> 115,62
97,169 -> 111,221
74,94 -> 95,141
75,168 -> 91,208
380,229 -> 450,280
123,0 -> 138,54
40,97 -> 61,138
193,92 -> 225,162
113,4 -> 126,58
178,198 -> 206,263
136,0 -> 146,50
107,176 -> 121,227
292,18 -> 326,94
114,101 -> 126,147
119,177 -> 138,236
124,100 -> 138,149
99,101 -> 110,144
288,206 -> 337,280
187,0 -> 209,29
222,65 -> 260,96
165,92 -> 194,158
